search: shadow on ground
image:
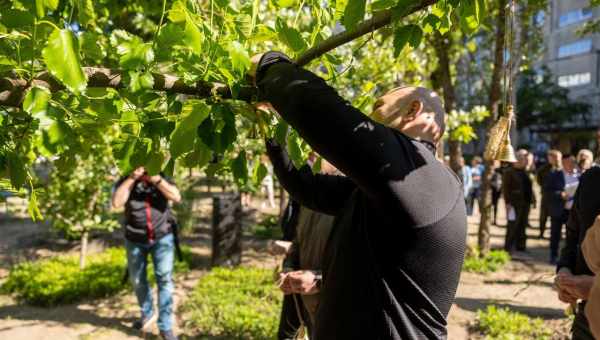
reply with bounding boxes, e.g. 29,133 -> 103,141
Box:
454,297 -> 566,320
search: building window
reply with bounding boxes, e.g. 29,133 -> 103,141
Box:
558,72 -> 591,87
559,8 -> 593,27
558,39 -> 592,58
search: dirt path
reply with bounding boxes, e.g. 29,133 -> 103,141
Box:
0,199 -> 574,339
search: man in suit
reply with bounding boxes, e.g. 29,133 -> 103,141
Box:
502,149 -> 535,253
545,154 -> 580,264
537,150 -> 562,238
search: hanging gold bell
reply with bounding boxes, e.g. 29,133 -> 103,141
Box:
497,135 -> 517,163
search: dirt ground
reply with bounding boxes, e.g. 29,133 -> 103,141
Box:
0,196 -> 575,339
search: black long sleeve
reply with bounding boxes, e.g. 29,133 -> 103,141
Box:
265,139 -> 354,216
257,53 -> 416,205
558,197 -> 579,271
257,52 -> 467,340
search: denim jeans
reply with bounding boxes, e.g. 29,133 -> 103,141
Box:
126,233 -> 175,331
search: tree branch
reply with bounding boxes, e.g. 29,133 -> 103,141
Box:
296,0 -> 437,66
0,0 -> 437,107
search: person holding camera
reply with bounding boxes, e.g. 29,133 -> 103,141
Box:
112,167 -> 181,340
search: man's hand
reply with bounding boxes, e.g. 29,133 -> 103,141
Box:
561,191 -> 568,201
558,287 -> 579,304
149,175 -> 162,185
558,274 -> 594,300
281,270 -> 319,295
130,167 -> 145,180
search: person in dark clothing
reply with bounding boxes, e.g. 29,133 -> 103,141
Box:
112,167 -> 181,340
251,52 -> 467,340
545,154 -> 580,264
490,160 -> 503,226
555,166 -> 600,340
502,149 -> 535,253
537,150 -> 562,238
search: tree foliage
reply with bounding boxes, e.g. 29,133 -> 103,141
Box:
0,0 -> 485,216
516,67 -> 591,129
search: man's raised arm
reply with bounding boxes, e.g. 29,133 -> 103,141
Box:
255,52 -> 413,201
266,138 -> 353,216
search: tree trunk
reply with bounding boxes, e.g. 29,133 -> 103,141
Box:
278,186 -> 287,219
79,190 -> 100,269
478,0 -> 507,257
79,230 -> 89,270
432,31 -> 461,173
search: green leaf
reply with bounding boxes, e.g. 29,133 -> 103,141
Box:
28,190 -> 43,221
1,9 -> 34,29
393,25 -> 411,57
45,120 -> 71,145
371,0 -> 397,11
145,150 -> 165,175
181,140 -> 212,169
274,120 -> 288,145
335,0 -> 349,20
287,131 -> 304,168
311,157 -> 322,174
117,37 -> 154,70
80,32 -> 106,62
42,29 -> 87,94
275,0 -> 297,8
197,104 -> 237,154
77,0 -> 96,26
231,151 -> 248,185
7,153 -> 26,190
23,86 -> 51,118
343,0 -> 366,29
253,162 -> 268,186
408,25 -> 423,48
276,18 -> 307,53
34,0 -> 58,18
170,101 -> 211,160
227,41 -> 251,74
120,110 -> 140,135
169,1 -> 203,55
128,71 -> 155,93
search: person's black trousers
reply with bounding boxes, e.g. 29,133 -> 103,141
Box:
539,194 -> 550,237
504,203 -> 530,252
572,306 -> 594,340
549,209 -> 569,261
278,294 -> 311,340
491,188 -> 501,225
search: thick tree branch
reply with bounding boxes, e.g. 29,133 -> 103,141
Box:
0,0 -> 437,107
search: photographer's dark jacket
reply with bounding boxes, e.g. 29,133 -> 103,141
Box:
116,176 -> 173,244
258,52 -> 467,340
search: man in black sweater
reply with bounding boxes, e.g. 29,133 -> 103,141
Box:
251,52 -> 467,339
555,166 -> 600,340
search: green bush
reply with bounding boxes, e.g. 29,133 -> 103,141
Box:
184,267 -> 282,340
2,246 -> 193,306
463,249 -> 511,273
249,214 -> 282,240
476,305 -> 551,340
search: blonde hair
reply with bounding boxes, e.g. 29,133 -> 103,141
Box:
577,149 -> 594,162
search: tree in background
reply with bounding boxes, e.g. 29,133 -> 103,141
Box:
517,67 -> 591,130
39,134 -> 119,269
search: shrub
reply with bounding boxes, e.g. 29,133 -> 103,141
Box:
475,305 -> 551,340
463,249 -> 511,273
249,214 -> 282,240
184,267 -> 282,339
2,246 -> 192,306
